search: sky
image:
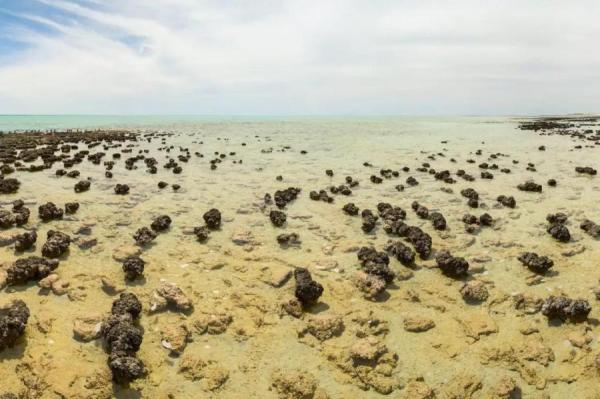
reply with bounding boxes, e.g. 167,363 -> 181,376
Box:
0,0 -> 599,115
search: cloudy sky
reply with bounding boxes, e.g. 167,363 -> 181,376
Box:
0,0 -> 599,115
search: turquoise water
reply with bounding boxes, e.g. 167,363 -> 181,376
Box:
0,115 -> 269,131
0,114 -> 514,132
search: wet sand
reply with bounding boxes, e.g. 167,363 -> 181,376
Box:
1,116 -> 600,398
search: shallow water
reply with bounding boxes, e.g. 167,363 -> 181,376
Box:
1,116 -> 600,398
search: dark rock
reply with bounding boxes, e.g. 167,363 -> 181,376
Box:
546,213 -> 568,225
111,292 -> 142,318
203,209 -> 221,230
378,203 -> 406,221
435,250 -> 469,278
41,230 -> 71,258
277,233 -> 300,246
102,292 -> 145,383
429,212 -> 447,230
65,202 -> 80,214
13,207 -> 30,226
114,184 -> 130,195
357,246 -> 395,282
497,195 -> 516,208
518,181 -> 542,192
151,215 -> 172,232
108,355 -> 145,384
294,268 -> 323,307
405,226 -> 432,259
12,200 -> 24,211
0,300 -> 30,351
518,252 -> 553,274
384,240 -> 415,265
193,226 -> 210,242
460,188 -> 479,201
580,219 -> 600,238
575,166 -> 597,176
343,203 -> 359,216
406,176 -> 419,186
269,210 -> 286,227
361,209 -> 378,233
6,257 -> 59,285
133,227 -> 156,246
547,223 -> 570,242
273,187 -> 301,208
541,295 -> 591,322
122,256 -> 145,281
74,180 -> 90,193
38,202 -> 63,221
0,178 -> 20,194
14,230 -> 37,251
479,213 -> 493,226
411,201 -> 429,219
0,210 -> 14,228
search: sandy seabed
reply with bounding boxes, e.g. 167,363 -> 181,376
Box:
1,116 -> 600,398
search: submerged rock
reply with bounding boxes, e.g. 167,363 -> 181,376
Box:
150,282 -> 193,312
133,227 -> 156,246
13,230 -> 37,251
65,202 -> 79,214
518,252 -> 553,274
150,215 -> 171,232
5,257 -> 59,285
270,210 -> 287,227
203,208 -> 222,230
122,256 -> 145,281
114,184 -> 130,195
0,300 -> 30,351
353,271 -> 386,300
580,219 -> 600,238
277,233 -> 300,246
342,203 -> 359,216
193,226 -> 210,242
497,195 -> 516,208
575,166 -> 597,175
517,181 -> 542,192
74,180 -> 90,193
273,187 -> 301,208
435,250 -> 469,277
0,178 -> 20,194
460,280 -> 489,302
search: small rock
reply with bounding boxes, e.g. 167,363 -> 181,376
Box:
299,314 -> 344,341
161,324 -> 190,355
73,314 -> 103,342
403,316 -> 435,332
112,245 -> 142,262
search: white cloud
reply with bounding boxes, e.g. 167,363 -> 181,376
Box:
0,0 -> 599,115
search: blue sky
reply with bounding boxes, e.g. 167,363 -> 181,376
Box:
0,0 -> 599,115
